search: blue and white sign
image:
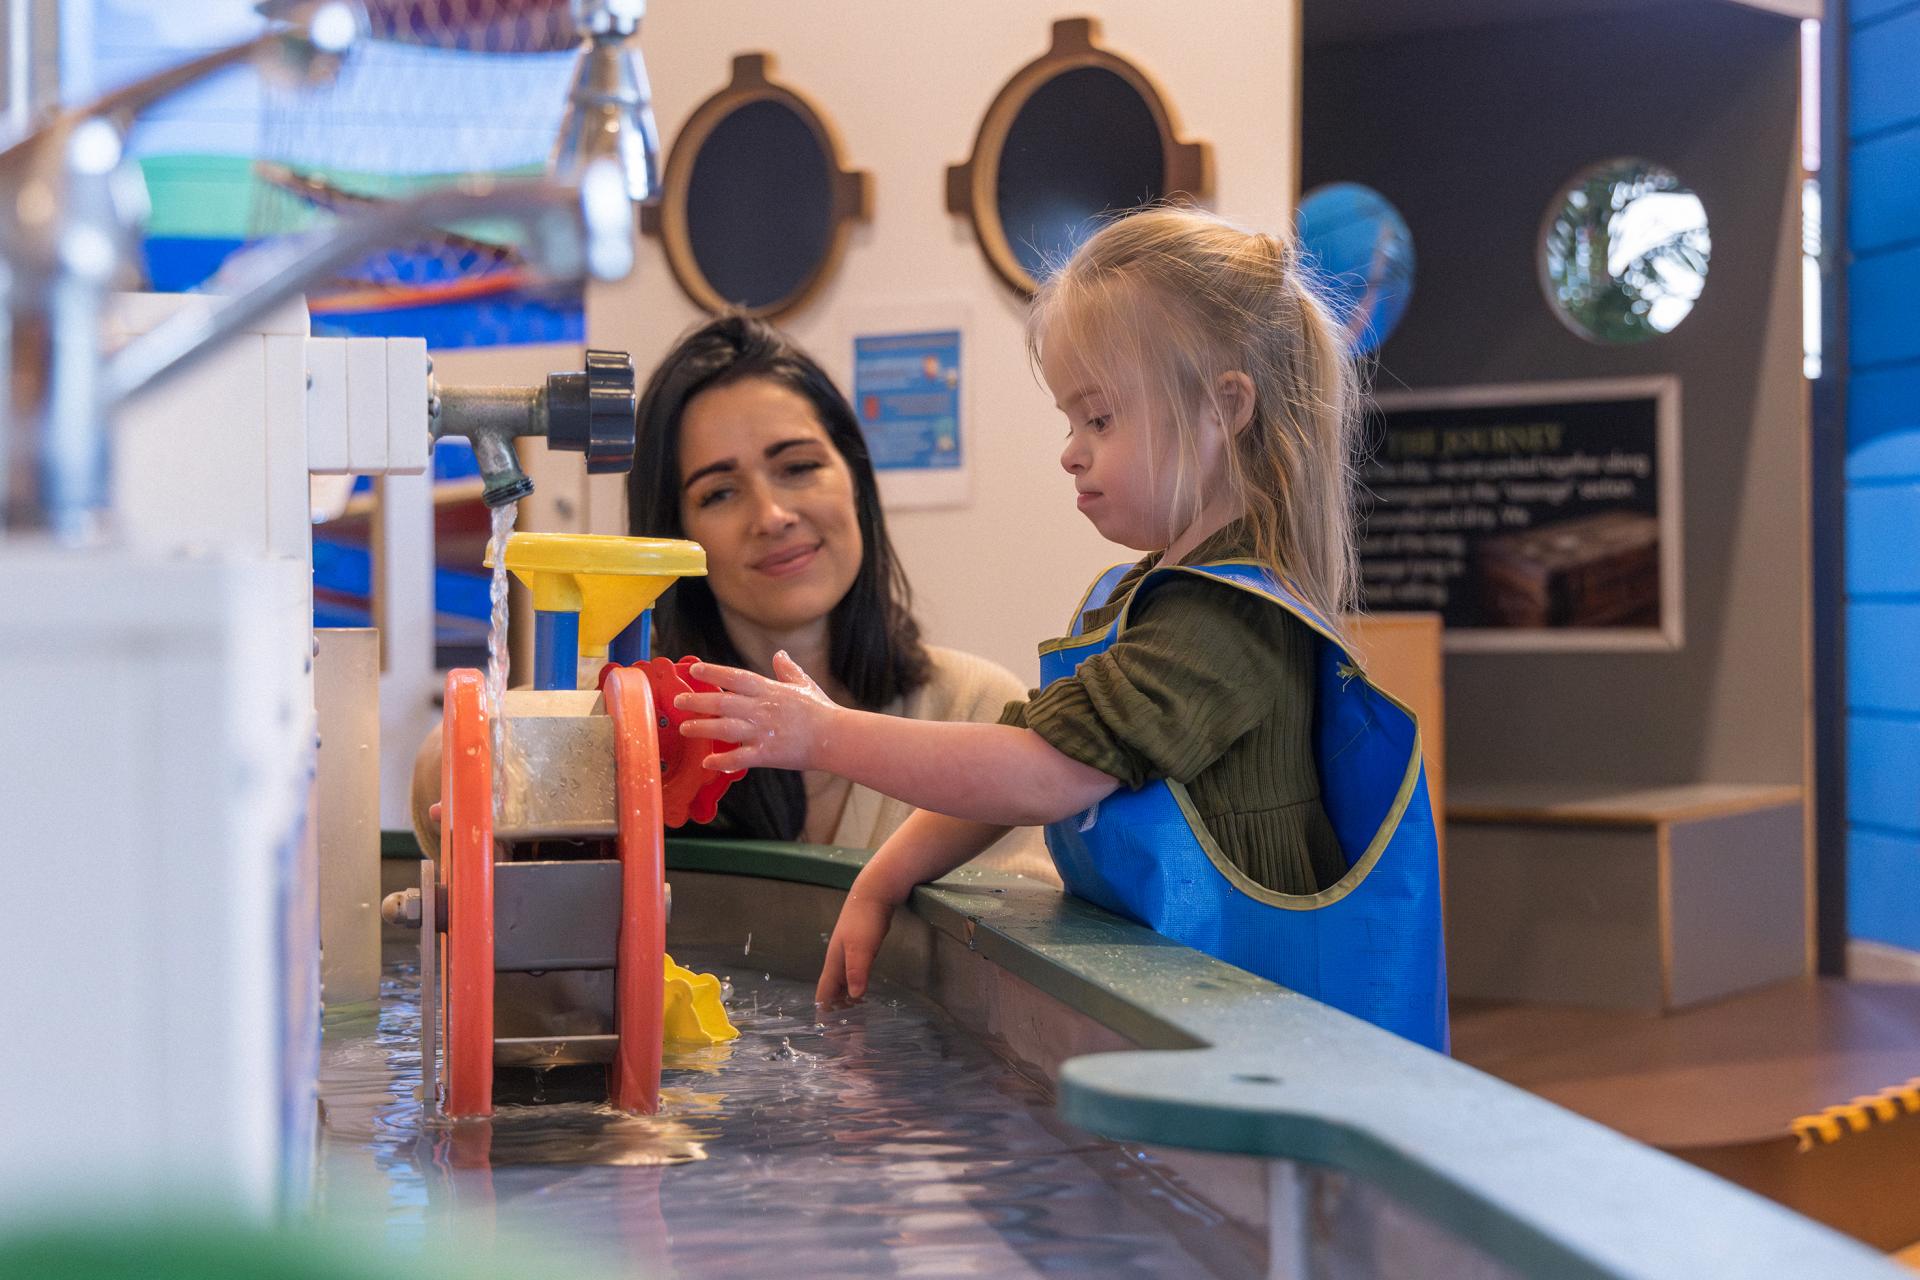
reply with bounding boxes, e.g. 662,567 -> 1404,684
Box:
854,330 -> 964,472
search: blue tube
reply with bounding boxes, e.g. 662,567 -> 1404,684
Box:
610,610 -> 652,665
533,609 -> 581,690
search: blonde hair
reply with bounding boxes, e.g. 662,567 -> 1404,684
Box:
1027,206 -> 1362,635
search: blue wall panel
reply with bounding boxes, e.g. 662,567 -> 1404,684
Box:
1849,714 -> 1920,833
1849,485 -> 1920,593
1850,829 -> 1920,949
1854,0 -> 1920,30
1849,245 -> 1920,366
1847,364 -> 1920,478
1849,602 -> 1920,713
1851,124 -> 1920,254
1852,8 -> 1920,138
1851,0 -> 1920,954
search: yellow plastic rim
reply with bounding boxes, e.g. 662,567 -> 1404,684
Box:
491,533 -> 708,656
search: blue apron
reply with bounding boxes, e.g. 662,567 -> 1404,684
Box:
1041,560 -> 1449,1052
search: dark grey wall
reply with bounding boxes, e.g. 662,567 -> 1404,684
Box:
1304,3 -> 1808,788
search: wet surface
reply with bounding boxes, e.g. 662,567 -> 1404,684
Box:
317,948 -> 1264,1278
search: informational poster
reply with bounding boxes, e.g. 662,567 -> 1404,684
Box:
848,305 -> 971,509
1358,378 -> 1682,652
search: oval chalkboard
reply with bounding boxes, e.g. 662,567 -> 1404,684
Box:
995,66 -> 1165,282
686,99 -> 834,312
947,18 -> 1210,296
645,54 -> 869,319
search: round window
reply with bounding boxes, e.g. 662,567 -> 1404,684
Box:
947,18 -> 1209,295
1296,182 -> 1416,356
1541,159 -> 1708,343
644,54 -> 869,318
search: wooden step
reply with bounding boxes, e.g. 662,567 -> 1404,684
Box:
1453,979 -> 1920,1250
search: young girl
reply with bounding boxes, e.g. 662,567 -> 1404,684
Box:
676,208 -> 1447,1052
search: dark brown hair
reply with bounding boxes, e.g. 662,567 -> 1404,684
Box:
628,313 -> 931,840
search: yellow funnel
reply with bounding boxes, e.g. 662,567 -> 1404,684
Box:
491,532 -> 706,658
664,954 -> 739,1044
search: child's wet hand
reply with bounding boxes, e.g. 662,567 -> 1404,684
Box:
816,890 -> 895,1006
675,651 -> 839,772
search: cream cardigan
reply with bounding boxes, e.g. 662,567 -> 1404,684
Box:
829,645 -> 1059,885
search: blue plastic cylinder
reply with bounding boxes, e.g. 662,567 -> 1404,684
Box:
533,609 -> 581,691
610,610 -> 652,665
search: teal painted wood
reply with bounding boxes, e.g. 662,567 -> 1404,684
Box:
660,838 -> 1900,1280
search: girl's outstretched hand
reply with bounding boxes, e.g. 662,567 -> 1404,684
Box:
676,651 -> 841,773
816,888 -> 897,1007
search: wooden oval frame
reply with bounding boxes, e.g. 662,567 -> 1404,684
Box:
640,53 -> 871,319
945,17 -> 1212,297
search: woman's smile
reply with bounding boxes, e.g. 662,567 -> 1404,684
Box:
753,541 -> 823,577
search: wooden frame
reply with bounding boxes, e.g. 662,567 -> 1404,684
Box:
1368,375 -> 1685,654
944,17 -> 1211,296
640,53 -> 870,319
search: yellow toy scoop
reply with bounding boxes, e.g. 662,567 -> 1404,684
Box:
663,955 -> 739,1045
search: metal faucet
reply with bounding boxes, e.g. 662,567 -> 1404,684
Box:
0,0 -> 639,543
432,349 -> 639,508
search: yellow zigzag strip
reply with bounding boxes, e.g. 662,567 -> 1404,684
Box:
1790,1078 -> 1920,1152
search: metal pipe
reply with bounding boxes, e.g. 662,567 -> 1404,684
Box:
0,0 -> 363,541
432,383 -> 544,507
104,174 -> 631,407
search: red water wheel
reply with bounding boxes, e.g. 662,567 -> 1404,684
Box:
604,667 -> 668,1114
599,656 -> 745,827
440,669 -> 495,1118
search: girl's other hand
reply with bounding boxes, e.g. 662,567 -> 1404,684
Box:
676,651 -> 841,772
815,888 -> 897,1006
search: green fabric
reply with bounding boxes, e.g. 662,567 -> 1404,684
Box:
1002,522 -> 1345,895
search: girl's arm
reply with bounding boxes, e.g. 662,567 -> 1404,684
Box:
816,808 -> 1005,1004
677,652 -> 1118,827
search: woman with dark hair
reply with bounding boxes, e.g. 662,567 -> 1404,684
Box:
414,316 -> 1049,877
627,315 -> 1047,874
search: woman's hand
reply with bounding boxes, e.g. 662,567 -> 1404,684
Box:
676,651 -> 842,772
815,886 -> 899,1006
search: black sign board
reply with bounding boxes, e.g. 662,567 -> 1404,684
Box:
1357,378 -> 1681,651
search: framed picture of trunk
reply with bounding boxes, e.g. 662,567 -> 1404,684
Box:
1358,377 -> 1683,652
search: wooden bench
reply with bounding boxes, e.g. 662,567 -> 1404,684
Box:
1446,783 -> 1806,1012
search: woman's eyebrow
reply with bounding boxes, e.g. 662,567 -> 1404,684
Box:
682,457 -> 737,489
683,438 -> 819,490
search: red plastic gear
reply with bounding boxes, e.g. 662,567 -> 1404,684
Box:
599,656 -> 746,827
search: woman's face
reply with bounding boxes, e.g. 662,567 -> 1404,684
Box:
677,376 -> 865,638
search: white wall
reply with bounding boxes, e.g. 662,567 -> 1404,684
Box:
575,0 -> 1300,683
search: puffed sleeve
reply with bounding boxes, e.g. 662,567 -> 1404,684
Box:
1007,576 -> 1313,788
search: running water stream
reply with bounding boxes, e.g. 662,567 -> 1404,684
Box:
485,501 -> 516,797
